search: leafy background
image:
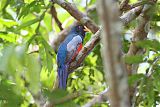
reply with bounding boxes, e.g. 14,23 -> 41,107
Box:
0,0 -> 160,107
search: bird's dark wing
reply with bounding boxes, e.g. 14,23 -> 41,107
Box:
57,43 -> 67,67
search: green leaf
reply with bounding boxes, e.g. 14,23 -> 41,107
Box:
152,69 -> 160,91
18,1 -> 41,19
83,32 -> 92,44
136,40 -> 160,51
124,55 -> 144,64
151,15 -> 160,21
16,18 -> 40,31
25,54 -> 41,94
0,79 -> 24,107
45,49 -> 53,73
43,89 -> 77,107
122,38 -> 130,53
93,68 -> 103,82
40,67 -> 55,89
43,89 -> 68,100
89,0 -> 96,5
0,0 -> 10,12
128,74 -> 145,86
0,45 -> 16,73
0,44 -> 40,95
42,38 -> 54,73
0,33 -> 17,43
0,18 -> 18,27
37,36 -> 54,73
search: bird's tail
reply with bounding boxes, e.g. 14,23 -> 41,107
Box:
58,65 -> 68,89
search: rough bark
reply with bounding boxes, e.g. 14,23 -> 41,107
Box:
97,0 -> 130,107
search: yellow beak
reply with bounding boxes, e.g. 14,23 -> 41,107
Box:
84,26 -> 90,32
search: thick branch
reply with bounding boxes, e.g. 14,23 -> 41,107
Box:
97,0 -> 130,107
68,5 -> 145,72
53,0 -> 99,33
51,0 -> 157,52
51,2 -> 147,73
120,6 -> 143,25
69,28 -> 101,72
51,3 -> 144,52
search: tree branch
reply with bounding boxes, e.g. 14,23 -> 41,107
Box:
124,1 -> 157,106
97,0 -> 130,107
120,0 -> 155,12
53,0 -> 99,33
50,3 -> 63,30
68,5 -> 145,72
86,5 -> 96,14
120,0 -> 129,12
82,88 -> 109,107
50,23 -> 74,51
69,28 -> 101,72
120,6 -> 143,25
51,0 -> 157,53
125,2 -> 157,75
128,0 -> 155,10
51,1 -> 145,53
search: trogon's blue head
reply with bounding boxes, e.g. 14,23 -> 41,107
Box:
70,25 -> 87,38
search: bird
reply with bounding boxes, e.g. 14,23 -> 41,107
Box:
57,25 -> 87,89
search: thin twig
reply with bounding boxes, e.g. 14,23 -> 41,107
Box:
50,3 -> 63,30
85,0 -> 89,10
82,88 -> 109,107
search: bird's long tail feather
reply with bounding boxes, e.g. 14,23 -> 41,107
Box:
58,65 -> 68,89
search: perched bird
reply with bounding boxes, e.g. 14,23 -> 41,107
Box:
57,25 -> 87,89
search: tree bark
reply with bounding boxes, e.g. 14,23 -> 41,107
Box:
97,0 -> 130,107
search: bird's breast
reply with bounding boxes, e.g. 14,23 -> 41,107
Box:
67,35 -> 82,52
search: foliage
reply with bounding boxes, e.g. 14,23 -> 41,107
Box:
0,0 -> 104,106
0,0 -> 160,107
